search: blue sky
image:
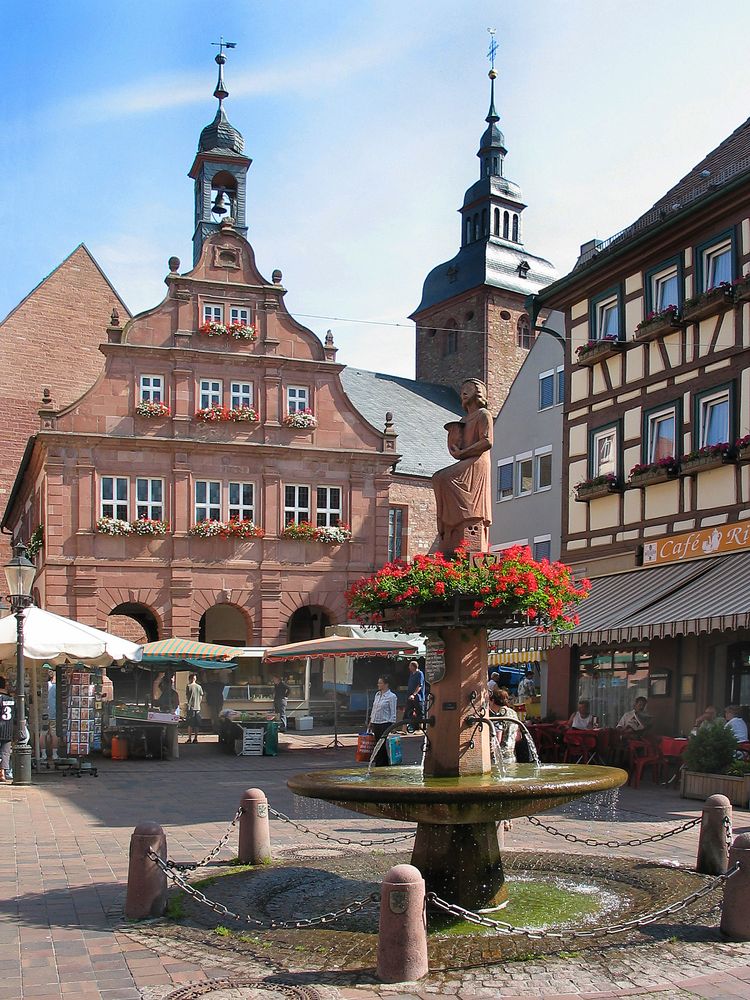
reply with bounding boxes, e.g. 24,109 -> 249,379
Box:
4,1 -> 750,376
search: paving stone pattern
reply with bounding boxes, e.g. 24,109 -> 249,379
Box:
2,730 -> 750,999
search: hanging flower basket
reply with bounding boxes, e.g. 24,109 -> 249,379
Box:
282,521 -> 351,544
135,400 -> 171,418
129,518 -> 169,536
628,458 -> 679,487
633,306 -> 682,344
575,335 -> 626,367
682,283 -> 734,324
575,474 -> 622,502
346,544 -> 590,644
282,409 -> 317,429
189,519 -> 264,539
680,443 -> 735,475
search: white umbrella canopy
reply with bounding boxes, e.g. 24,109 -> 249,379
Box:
0,606 -> 143,667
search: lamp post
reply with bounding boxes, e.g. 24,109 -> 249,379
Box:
5,541 -> 36,786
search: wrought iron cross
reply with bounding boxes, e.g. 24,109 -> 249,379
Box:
212,37 -> 237,57
487,28 -> 498,70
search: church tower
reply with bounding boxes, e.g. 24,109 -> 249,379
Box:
189,45 -> 252,264
411,55 -> 557,414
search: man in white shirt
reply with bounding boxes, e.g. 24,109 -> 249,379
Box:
725,705 -> 749,743
368,675 -> 398,767
617,696 -> 652,732
517,669 -> 537,700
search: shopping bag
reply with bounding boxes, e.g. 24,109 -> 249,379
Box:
386,733 -> 402,765
355,731 -> 375,762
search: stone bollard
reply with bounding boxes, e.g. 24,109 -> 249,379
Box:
721,832 -> 750,940
697,794 -> 732,875
238,787 -> 272,865
376,864 -> 428,983
124,821 -> 167,920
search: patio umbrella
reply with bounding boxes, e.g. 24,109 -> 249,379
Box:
0,606 -> 143,667
140,638 -> 244,661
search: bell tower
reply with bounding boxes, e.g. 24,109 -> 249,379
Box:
189,41 -> 252,264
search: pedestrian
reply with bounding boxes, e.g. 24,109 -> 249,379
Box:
368,674 -> 398,766
487,671 -> 501,698
0,675 -> 14,782
403,660 -> 424,727
517,668 -> 537,700
272,674 -> 290,731
185,672 -> 204,744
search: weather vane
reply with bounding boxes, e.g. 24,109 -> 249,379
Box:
487,28 -> 498,71
212,36 -> 237,58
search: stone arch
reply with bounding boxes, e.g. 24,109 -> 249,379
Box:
192,589 -> 253,643
276,590 -> 344,643
107,602 -> 161,643
97,588 -> 165,640
199,603 -> 249,646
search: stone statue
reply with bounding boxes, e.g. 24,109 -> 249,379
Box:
432,378 -> 493,554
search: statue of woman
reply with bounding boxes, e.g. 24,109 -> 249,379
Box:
432,378 -> 493,554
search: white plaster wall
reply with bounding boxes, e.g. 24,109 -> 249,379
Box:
644,481 -> 681,519
695,467 -> 736,510
589,494 -> 620,529
625,297 -> 642,340
571,300 -> 588,321
625,273 -> 643,295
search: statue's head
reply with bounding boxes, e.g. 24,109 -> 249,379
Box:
460,378 -> 488,410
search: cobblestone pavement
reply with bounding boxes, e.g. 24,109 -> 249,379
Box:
2,729 -> 750,1000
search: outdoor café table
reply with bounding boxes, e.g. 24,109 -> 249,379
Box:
660,736 -> 688,784
562,727 -> 611,765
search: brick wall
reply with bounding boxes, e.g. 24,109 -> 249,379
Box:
388,475 -> 439,556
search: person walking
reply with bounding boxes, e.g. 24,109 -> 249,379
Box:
0,675 -> 15,781
272,675 -> 290,731
368,674 -> 398,767
403,660 -> 425,727
185,672 -> 204,744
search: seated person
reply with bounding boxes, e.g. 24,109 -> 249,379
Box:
616,696 -> 652,733
724,704 -> 749,743
568,699 -> 597,730
694,705 -> 718,730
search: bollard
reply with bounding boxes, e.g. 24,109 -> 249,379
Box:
697,794 -> 732,875
376,864 -> 428,983
124,821 -> 167,920
238,787 -> 272,865
721,832 -> 750,940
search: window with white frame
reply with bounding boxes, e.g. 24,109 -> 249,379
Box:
139,375 -> 164,403
101,476 -> 129,520
538,370 -> 555,410
702,239 -> 733,290
203,303 -> 223,324
230,381 -> 253,409
284,484 -> 310,524
229,306 -> 250,326
646,407 -> 677,463
651,264 -> 680,312
533,536 -> 552,562
287,386 -> 309,414
195,480 -> 221,522
536,450 -> 553,491
228,482 -> 254,522
497,460 -> 513,501
388,507 -> 405,560
135,478 -> 164,521
199,379 -> 222,409
596,295 -> 619,339
698,388 -> 730,447
592,426 -> 618,478
516,454 -> 533,496
556,366 -> 564,405
316,487 -> 341,527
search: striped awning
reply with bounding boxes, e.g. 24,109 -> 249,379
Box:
489,650 -> 542,665
140,638 -> 244,661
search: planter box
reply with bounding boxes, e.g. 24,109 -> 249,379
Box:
733,280 -> 750,306
681,769 -> 750,807
382,597 -> 523,631
633,317 -> 683,344
736,445 -> 750,464
680,453 -> 734,476
628,467 -> 679,488
575,482 -> 622,502
682,287 -> 734,324
576,340 -> 626,367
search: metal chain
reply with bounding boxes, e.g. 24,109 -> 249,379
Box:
168,807 -> 244,873
724,813 -> 733,857
267,805 -> 416,846
427,863 -> 739,940
149,849 -> 379,929
526,813 -> 701,848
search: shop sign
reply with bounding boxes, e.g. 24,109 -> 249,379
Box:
643,522 -> 750,566
424,634 -> 446,685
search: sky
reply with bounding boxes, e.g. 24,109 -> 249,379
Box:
3,1 -> 750,378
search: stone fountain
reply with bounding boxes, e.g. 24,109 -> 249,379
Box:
288,378 -> 627,908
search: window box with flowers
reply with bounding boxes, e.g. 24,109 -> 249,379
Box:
198,321 -> 228,337
679,443 -> 735,475
346,544 -> 590,644
198,321 -> 257,342
135,400 -> 171,418
575,473 -> 622,502
188,518 -> 264,539
633,305 -> 682,344
282,409 -> 318,430
96,517 -> 169,536
575,335 -> 626,367
735,435 -> 750,463
628,457 -> 680,488
195,404 -> 260,424
682,283 -> 734,324
733,274 -> 750,306
282,521 -> 352,544
96,517 -> 133,536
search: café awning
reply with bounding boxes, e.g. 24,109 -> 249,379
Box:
490,551 -> 750,649
489,649 -> 542,665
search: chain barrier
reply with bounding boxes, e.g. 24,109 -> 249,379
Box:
149,849 -> 379,929
724,813 -> 733,857
427,863 -> 738,939
526,813 -> 702,848
267,805 -> 416,847
168,807 -> 245,873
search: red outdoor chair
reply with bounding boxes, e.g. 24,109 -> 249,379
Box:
627,739 -> 663,788
562,729 -> 598,764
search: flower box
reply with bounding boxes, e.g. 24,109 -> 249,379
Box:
135,401 -> 171,418
195,405 -> 259,423
281,521 -> 351,543
628,466 -> 679,488
735,440 -> 750,464
198,321 -> 257,341
189,519 -> 264,539
576,338 -> 626,367
680,447 -> 735,476
682,284 -> 734,324
680,769 -> 750,808
282,409 -> 317,430
96,517 -> 170,536
633,313 -> 683,344
575,479 -> 622,502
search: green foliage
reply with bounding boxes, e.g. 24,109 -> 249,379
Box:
683,721 -> 739,775
165,893 -> 185,920
214,925 -> 231,937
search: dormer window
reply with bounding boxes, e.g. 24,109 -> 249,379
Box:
518,260 -> 531,280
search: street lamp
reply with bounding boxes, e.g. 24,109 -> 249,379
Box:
5,541 -> 36,786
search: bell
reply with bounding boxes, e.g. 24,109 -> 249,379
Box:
211,190 -> 228,216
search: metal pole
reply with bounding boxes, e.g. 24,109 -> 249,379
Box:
12,603 -> 32,785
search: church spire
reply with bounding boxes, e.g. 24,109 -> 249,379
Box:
478,31 -> 507,177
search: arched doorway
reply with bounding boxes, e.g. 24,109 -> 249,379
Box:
288,605 -> 332,697
199,604 -> 248,646
107,603 -> 161,704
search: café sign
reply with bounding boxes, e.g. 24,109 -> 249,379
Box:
642,522 -> 750,567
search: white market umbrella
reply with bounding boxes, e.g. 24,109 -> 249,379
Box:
0,606 -> 143,667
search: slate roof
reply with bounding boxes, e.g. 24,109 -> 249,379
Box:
340,368 -> 463,478
198,107 -> 245,156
